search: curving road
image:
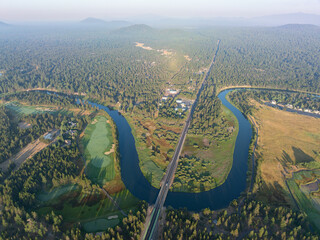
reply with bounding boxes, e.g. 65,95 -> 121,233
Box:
143,40 -> 221,240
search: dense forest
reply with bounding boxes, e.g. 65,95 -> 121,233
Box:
162,199 -> 319,240
210,25 -> 320,93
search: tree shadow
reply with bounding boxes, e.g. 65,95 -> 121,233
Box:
277,150 -> 293,170
292,147 -> 314,164
258,180 -> 290,206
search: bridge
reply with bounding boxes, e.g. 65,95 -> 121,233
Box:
142,40 -> 221,240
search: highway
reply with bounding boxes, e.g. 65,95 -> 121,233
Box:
143,40 -> 221,240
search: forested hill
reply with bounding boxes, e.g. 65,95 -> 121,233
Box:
277,24 -> 320,30
80,18 -> 130,29
112,24 -> 156,35
80,17 -> 107,24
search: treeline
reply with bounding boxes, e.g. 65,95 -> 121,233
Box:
1,91 -> 78,107
248,90 -> 320,111
162,199 -> 318,240
190,84 -> 222,134
228,89 -> 320,115
228,90 -> 255,117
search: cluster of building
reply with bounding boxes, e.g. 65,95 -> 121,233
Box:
64,121 -> 78,145
269,101 -> 320,115
174,99 -> 193,113
160,88 -> 193,115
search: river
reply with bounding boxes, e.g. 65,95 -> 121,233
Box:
86,89 -> 252,211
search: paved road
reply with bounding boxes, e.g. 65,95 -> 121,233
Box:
143,40 -> 221,240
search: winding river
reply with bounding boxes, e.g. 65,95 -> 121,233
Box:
86,89 -> 252,211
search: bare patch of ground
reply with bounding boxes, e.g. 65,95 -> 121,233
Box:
184,55 -> 191,61
158,49 -> 173,56
18,122 -> 32,129
0,130 -> 59,172
104,144 -> 115,155
0,140 -> 47,171
135,42 -> 153,51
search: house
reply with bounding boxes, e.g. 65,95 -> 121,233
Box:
44,133 -> 53,140
64,140 -> 71,145
271,100 -> 277,105
167,89 -> 178,95
176,99 -> 183,104
68,121 -> 77,128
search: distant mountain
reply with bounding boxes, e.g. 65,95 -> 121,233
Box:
126,12 -> 320,28
0,21 -> 9,26
113,24 -> 155,34
277,23 -> 320,30
80,18 -> 131,29
80,17 -> 106,24
252,13 -> 320,26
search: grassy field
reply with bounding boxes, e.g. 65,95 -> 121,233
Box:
37,184 -> 79,202
82,218 -> 120,232
36,111 -> 140,232
250,100 -> 320,204
37,188 -> 139,223
172,105 -> 239,192
287,170 -> 320,230
5,102 -> 57,116
125,114 -> 183,188
81,115 -> 115,185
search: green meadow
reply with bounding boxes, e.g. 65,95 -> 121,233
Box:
81,115 -> 115,185
287,170 -> 320,231
5,102 -> 56,116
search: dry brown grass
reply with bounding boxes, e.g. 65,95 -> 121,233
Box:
251,101 -> 320,201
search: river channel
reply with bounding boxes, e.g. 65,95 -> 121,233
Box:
86,89 -> 252,211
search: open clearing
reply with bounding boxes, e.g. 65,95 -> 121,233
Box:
0,138 -> 48,171
287,170 -> 320,230
82,218 -> 120,232
82,115 -> 115,185
18,121 -> 32,129
126,114 -> 183,188
37,188 -> 139,228
249,100 -> 320,229
251,101 -> 320,200
38,184 -> 80,202
5,102 -> 56,116
0,129 -> 59,171
135,42 -> 153,51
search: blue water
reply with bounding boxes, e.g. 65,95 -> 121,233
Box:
86,89 -> 252,211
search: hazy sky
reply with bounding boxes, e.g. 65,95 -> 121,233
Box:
1,0 -> 320,21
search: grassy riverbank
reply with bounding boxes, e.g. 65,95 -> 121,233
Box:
172,104 -> 239,192
124,113 -> 184,188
